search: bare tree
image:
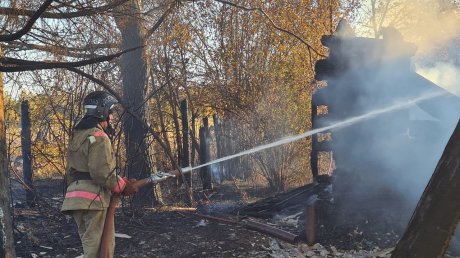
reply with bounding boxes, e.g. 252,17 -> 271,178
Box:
0,0 -> 155,254
0,47 -> 15,258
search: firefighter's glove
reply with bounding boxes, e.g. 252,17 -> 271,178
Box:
122,178 -> 139,196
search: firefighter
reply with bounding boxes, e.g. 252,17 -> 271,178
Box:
61,91 -> 138,258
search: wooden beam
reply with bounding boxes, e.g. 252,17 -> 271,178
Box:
392,119 -> 460,258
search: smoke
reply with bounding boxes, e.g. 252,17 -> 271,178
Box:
410,1 -> 460,96
417,62 -> 460,95
325,1 -> 460,243
405,4 -> 460,54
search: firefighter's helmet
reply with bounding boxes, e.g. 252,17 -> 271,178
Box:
83,91 -> 118,121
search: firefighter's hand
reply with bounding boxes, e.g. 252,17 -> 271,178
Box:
170,169 -> 181,177
122,178 -> 139,196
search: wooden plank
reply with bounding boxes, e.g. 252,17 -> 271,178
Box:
392,119 -> 460,258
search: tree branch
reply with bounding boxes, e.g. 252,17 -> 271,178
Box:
0,46 -> 143,72
4,41 -> 118,59
144,1 -> 179,40
0,0 -> 54,42
212,0 -> 326,58
66,67 -> 190,189
0,0 -> 128,19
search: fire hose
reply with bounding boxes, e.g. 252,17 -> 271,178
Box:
100,170 -> 181,258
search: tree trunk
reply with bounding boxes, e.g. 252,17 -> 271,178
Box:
115,0 -> 152,205
0,46 -> 16,257
392,119 -> 460,258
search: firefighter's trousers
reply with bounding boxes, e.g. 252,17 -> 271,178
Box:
72,209 -> 114,258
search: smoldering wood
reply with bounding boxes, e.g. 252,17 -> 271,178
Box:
311,74 -> 333,181
194,213 -> 300,244
243,220 -> 299,244
20,100 -> 35,207
391,119 -> 460,258
145,206 -> 197,212
313,22 -> 460,245
237,182 -> 328,218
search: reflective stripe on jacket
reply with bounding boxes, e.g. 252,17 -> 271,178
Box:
61,125 -> 126,212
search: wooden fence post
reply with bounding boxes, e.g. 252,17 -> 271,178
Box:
199,117 -> 212,190
306,203 -> 316,245
180,99 -> 193,205
310,101 -> 319,180
21,100 -> 35,207
213,115 -> 223,183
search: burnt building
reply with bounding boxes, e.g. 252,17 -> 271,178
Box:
312,20 -> 460,235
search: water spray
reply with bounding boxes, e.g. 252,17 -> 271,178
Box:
181,91 -> 447,174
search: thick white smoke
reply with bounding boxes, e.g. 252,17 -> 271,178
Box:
417,62 -> 460,96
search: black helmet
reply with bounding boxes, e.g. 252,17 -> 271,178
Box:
83,91 -> 118,121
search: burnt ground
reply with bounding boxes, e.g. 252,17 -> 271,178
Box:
13,179 -> 277,258
10,178 -> 460,258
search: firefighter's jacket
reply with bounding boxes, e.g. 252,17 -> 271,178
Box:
61,125 -> 126,213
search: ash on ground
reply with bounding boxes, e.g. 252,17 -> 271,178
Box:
10,179 -> 460,257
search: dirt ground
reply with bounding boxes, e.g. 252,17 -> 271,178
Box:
15,208 -> 275,258
13,180 -> 310,258
12,179 -> 297,258
10,178 -> 460,258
